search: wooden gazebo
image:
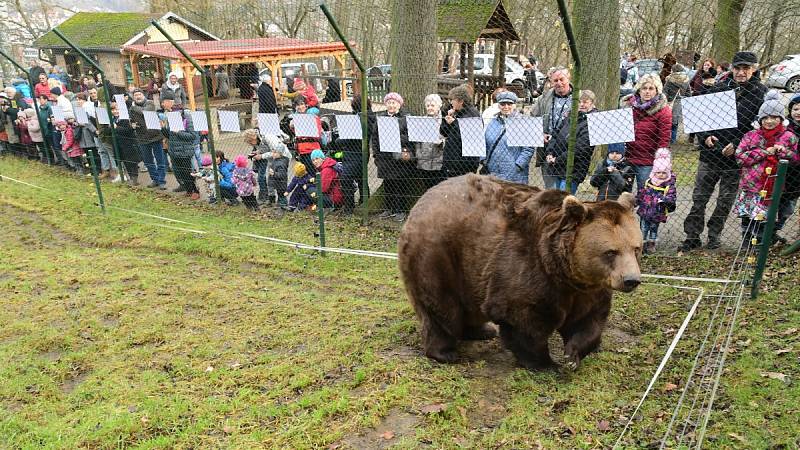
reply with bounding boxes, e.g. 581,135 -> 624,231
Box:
122,37 -> 349,110
437,0 -> 520,87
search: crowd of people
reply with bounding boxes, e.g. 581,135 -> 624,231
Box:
1,50 -> 799,253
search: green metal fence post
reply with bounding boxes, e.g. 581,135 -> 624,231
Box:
52,29 -> 123,185
150,20 -> 222,203
46,29 -> 107,213
751,159 -> 789,299
555,0 -> 582,193
318,0 -> 370,223
316,172 -> 326,255
0,48 -> 54,165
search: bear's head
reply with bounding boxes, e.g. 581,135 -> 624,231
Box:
543,192 -> 642,293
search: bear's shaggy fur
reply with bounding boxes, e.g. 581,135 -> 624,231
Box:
398,174 -> 642,369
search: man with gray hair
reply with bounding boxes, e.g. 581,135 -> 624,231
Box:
530,66 -> 573,189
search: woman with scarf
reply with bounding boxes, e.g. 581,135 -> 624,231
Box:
620,73 -> 672,191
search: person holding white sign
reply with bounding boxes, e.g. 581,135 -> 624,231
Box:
620,73 -> 672,192
415,94 -> 446,191
530,66 -> 573,189
482,91 -> 534,185
330,95 -> 374,214
129,89 -> 168,189
441,84 -> 481,178
680,51 -> 768,252
544,89 -> 598,194
160,91 -> 199,200
372,92 -> 414,221
289,96 -> 323,176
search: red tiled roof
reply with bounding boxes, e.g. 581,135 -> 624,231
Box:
123,38 -> 347,60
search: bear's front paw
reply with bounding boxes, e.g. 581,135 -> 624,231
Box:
516,354 -> 556,371
426,349 -> 458,364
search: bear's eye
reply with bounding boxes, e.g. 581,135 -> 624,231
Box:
604,250 -> 619,259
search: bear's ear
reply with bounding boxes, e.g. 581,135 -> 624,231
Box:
558,195 -> 587,230
617,192 -> 636,211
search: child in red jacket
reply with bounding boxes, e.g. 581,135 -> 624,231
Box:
56,119 -> 85,174
310,149 -> 343,208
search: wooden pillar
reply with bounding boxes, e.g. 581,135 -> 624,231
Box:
496,39 -> 507,87
184,64 -> 196,111
130,54 -> 141,87
335,53 -> 348,101
459,43 -> 467,78
467,43 -> 475,86
267,60 -> 279,103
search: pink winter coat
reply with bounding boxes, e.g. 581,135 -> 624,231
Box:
735,127 -> 799,194
622,94 -> 672,166
61,126 -> 84,157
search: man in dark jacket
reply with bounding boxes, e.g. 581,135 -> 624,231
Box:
545,89 -> 597,193
440,84 -> 481,177
257,76 -> 277,114
331,94 -> 373,213
531,66 -> 573,189
679,51 -> 768,252
129,89 -> 167,189
160,91 -> 199,198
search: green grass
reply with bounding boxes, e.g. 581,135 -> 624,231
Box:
0,157 -> 798,449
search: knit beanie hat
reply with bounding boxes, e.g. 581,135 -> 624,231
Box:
789,94 -> 800,114
294,162 -> 307,177
234,154 -> 249,168
160,90 -> 175,101
608,142 -> 626,156
650,148 -> 672,176
758,90 -> 785,121
383,92 -> 404,105
310,149 -> 325,160
201,154 -> 212,167
50,87 -> 62,96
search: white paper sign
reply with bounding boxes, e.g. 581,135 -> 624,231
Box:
191,111 -> 208,132
587,108 -> 636,146
506,116 -> 544,147
458,117 -> 487,157
680,90 -> 738,134
257,113 -> 281,136
74,106 -> 89,125
218,110 -> 241,133
335,114 -> 363,140
291,113 -> 319,138
96,107 -> 110,125
51,105 -> 65,122
114,95 -> 129,120
377,116 -> 402,153
143,111 -> 161,130
407,116 -> 441,143
167,111 -> 185,131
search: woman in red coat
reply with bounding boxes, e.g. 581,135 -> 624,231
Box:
620,73 -> 672,191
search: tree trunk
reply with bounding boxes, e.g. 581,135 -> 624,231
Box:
712,0 -> 745,63
573,0 -> 620,112
388,0 -> 438,115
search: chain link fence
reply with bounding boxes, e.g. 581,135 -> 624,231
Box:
1,33 -> 798,257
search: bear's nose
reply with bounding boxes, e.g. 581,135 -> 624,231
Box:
622,276 -> 641,291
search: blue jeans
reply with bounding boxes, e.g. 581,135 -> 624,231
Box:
192,143 -> 203,171
542,167 -> 559,190
670,124 -> 678,144
254,159 -> 269,196
556,177 -> 579,195
139,141 -> 167,185
640,219 -> 660,241
633,165 -> 653,192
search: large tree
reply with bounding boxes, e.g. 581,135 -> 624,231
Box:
711,0 -> 745,63
573,0 -> 619,112
387,0 -> 438,115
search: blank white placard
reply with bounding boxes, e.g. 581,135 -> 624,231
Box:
96,108 -> 110,125
336,114 -> 363,140
191,111 -> 208,132
377,116 -> 402,153
51,105 -> 65,122
257,113 -> 281,136
143,111 -> 161,130
74,106 -> 89,125
167,111 -> 185,132
218,110 -> 241,133
291,114 -> 319,138
506,116 -> 544,147
680,90 -> 738,134
587,108 -> 636,146
114,95 -> 129,120
458,117 -> 487,157
407,116 -> 441,143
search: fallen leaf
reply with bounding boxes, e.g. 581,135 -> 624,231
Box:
223,425 -> 233,434
380,430 -> 395,440
327,444 -> 341,450
781,328 -> 797,336
420,403 -> 447,415
760,372 -> 789,383
664,382 -> 678,392
205,366 -> 214,373
140,416 -> 149,425
728,432 -> 746,443
774,348 -> 792,355
597,419 -> 611,432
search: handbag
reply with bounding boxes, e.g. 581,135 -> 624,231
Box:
476,127 -> 506,175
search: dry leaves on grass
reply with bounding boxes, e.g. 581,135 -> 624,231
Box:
380,430 -> 395,440
597,420 -> 611,432
760,372 -> 790,383
664,382 -> 678,392
419,403 -> 447,415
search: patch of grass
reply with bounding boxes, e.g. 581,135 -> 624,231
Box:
0,156 -> 798,448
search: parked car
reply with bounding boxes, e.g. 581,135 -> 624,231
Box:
635,58 -> 663,77
258,62 -> 324,93
766,55 -> 800,93
473,53 -> 529,89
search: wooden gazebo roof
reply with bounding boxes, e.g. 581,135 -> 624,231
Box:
437,0 -> 520,43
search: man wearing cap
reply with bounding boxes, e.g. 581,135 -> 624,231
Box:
482,91 -> 534,184
129,89 -> 168,189
680,51 -> 768,252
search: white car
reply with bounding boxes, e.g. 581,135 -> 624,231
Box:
766,55 -> 800,93
473,53 -> 540,89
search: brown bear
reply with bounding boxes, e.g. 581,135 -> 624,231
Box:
398,174 -> 642,370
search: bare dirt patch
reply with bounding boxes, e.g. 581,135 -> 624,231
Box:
340,408 -> 421,449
